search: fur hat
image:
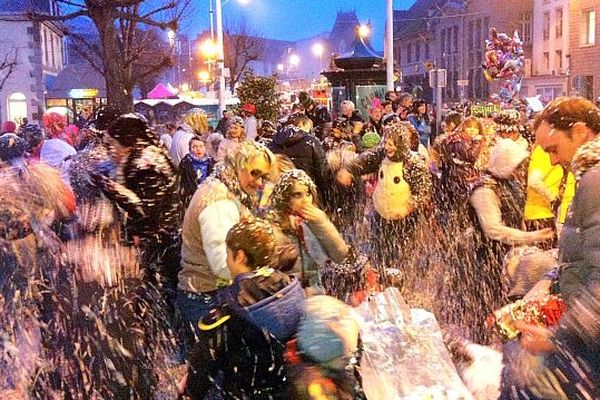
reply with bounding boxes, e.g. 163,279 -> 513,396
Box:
487,138 -> 529,179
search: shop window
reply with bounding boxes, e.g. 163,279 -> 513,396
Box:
8,92 -> 27,123
582,9 -> 596,46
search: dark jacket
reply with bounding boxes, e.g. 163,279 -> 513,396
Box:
178,153 -> 214,204
269,126 -> 327,194
185,271 -> 305,400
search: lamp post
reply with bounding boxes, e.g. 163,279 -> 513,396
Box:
385,0 -> 394,91
215,0 -> 226,116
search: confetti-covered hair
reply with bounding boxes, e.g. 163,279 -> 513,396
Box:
268,169 -> 318,215
42,112 -> 67,138
183,108 -> 208,135
382,121 -> 412,162
533,96 -> 600,137
493,109 -> 521,134
225,217 -> 276,270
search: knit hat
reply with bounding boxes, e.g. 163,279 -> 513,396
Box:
297,295 -> 360,370
487,138 -> 529,179
361,131 -> 381,149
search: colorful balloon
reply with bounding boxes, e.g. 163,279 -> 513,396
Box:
483,28 -> 524,100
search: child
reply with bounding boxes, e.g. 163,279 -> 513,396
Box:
178,136 -> 214,209
184,218 -> 305,400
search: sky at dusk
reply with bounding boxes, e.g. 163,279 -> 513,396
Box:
184,0 -> 417,49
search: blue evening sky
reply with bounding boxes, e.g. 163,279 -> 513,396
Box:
184,0 -> 417,49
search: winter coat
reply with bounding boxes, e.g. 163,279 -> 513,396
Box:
524,145 -> 566,221
169,126 -> 195,168
184,272 -> 305,400
557,136 -> 600,300
245,115 -> 258,141
407,113 -> 432,146
179,166 -> 255,293
271,214 -> 348,286
268,127 -> 327,194
177,153 -> 214,202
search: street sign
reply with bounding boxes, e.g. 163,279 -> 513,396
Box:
457,79 -> 469,86
429,69 -> 447,88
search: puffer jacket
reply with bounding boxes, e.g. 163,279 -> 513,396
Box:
558,136 -> 600,300
268,126 -> 327,194
179,177 -> 252,293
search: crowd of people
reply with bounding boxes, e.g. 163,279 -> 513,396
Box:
0,91 -> 599,400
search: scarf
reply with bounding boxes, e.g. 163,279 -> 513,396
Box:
571,135 -> 600,182
213,161 -> 257,210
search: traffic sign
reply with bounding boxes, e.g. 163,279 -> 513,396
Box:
429,69 -> 447,88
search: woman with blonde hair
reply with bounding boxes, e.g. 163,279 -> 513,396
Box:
169,108 -> 209,168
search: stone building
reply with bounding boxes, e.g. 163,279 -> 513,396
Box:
526,0 -> 569,102
568,0 -> 599,99
0,0 -> 66,124
393,0 -> 534,101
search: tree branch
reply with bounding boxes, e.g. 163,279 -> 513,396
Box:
141,2 -> 177,19
56,0 -> 86,9
0,47 -> 18,91
29,9 -> 89,22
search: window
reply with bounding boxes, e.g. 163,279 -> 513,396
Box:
7,92 -> 27,123
453,26 -> 459,53
407,43 -> 412,63
582,9 -> 596,46
424,41 -> 430,59
543,12 -> 550,40
415,41 -> 420,61
441,29 -> 446,55
555,8 -> 563,38
43,29 -> 48,65
50,32 -> 55,67
543,52 -> 550,71
555,50 -> 562,70
519,12 -> 532,43
468,21 -> 474,51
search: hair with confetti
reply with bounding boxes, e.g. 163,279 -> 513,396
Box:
533,96 -> 600,137
225,217 -> 276,270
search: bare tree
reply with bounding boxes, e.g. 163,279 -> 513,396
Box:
0,46 -> 18,91
223,18 -> 264,91
27,0 -> 192,111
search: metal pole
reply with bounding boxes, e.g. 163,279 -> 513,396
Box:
385,0 -> 394,91
436,82 -> 443,137
215,0 -> 226,116
209,0 -> 215,40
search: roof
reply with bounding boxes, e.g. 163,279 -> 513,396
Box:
46,64 -> 106,98
0,0 -> 54,14
328,10 -> 359,54
393,0 -> 447,40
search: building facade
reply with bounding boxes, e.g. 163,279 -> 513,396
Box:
393,0 -> 534,102
526,0 -> 569,102
569,0 -> 599,99
0,0 -> 66,124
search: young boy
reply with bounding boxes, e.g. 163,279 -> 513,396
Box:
184,218 -> 305,400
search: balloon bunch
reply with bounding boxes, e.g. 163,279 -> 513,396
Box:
483,28 -> 524,101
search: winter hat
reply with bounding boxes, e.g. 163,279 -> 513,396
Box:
297,295 -> 360,370
242,103 -> 257,115
92,106 -> 124,131
487,138 -> 529,179
0,133 -> 27,162
361,131 -> 381,149
1,121 -> 17,134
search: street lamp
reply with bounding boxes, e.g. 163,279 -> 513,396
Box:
312,42 -> 324,70
358,24 -> 370,39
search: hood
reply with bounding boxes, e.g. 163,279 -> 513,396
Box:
487,138 -> 529,179
571,135 -> 600,181
234,271 -> 306,341
272,126 -> 306,147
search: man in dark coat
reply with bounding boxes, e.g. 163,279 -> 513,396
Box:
268,113 -> 327,196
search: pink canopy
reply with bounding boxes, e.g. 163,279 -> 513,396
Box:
147,83 -> 177,99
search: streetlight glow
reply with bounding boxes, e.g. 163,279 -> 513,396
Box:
312,43 -> 324,57
200,39 -> 218,59
289,54 -> 300,67
358,24 -> 370,38
198,70 -> 210,82
276,63 -> 285,72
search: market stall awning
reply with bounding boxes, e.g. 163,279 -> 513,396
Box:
147,83 -> 177,99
